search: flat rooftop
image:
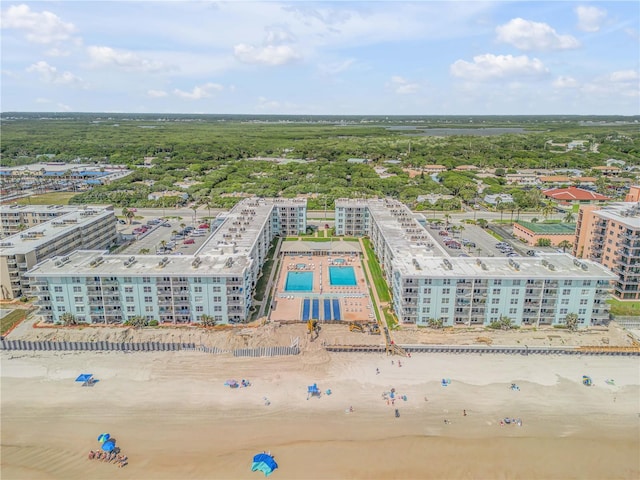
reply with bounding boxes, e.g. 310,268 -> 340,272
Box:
394,253 -> 615,279
0,208 -> 113,255
594,202 -> 640,229
27,250 -> 252,277
0,204 -> 77,215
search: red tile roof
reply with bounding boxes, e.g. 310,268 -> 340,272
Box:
543,186 -> 609,201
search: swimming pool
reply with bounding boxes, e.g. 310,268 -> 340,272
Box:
329,266 -> 357,286
285,271 -> 313,291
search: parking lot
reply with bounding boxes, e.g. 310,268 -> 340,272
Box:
426,221 -> 532,259
118,217 -> 212,256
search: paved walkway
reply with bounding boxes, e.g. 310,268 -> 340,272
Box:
257,237 -> 283,319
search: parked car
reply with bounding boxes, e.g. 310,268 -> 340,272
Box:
184,238 -> 195,245
118,219 -> 126,225
199,224 -> 210,229
161,222 -> 171,227
147,219 -> 160,225
170,234 -> 184,240
438,230 -> 449,236
526,250 -> 537,256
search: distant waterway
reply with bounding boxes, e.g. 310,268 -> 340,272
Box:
387,126 -> 527,136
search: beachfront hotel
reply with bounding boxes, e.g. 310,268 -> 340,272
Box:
573,191 -> 640,300
0,204 -> 78,238
336,198 -> 614,328
26,198 -> 307,324
0,207 -> 117,300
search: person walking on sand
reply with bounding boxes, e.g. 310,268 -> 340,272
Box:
376,368 -> 380,375
463,409 -> 467,416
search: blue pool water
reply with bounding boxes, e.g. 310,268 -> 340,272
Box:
329,266 -> 357,286
285,271 -> 313,291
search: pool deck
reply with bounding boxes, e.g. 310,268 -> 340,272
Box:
270,254 -> 374,323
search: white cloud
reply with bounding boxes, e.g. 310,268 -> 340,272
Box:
388,76 -> 420,94
173,83 -> 223,100
317,59 -> 355,76
45,48 -> 71,57
264,26 -> 296,45
575,6 -> 607,32
26,61 -> 84,86
87,46 -> 171,73
451,54 -> 548,81
1,4 -> 76,44
496,18 -> 580,51
147,89 -> 168,98
553,76 -> 579,88
234,44 -> 301,66
582,70 -> 639,98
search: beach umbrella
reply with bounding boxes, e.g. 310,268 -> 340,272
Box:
97,433 -> 110,443
252,453 -> 278,477
101,440 -> 116,452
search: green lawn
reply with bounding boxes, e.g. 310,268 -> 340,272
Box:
608,299 -> 640,317
1,309 -> 29,335
362,238 -> 391,303
16,192 -> 77,205
253,240 -> 278,302
485,229 -> 504,241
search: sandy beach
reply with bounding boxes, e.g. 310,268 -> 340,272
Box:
2,346 -> 639,480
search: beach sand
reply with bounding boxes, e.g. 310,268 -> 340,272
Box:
2,349 -> 639,479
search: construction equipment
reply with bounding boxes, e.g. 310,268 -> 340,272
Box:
307,319 -> 320,341
349,322 -> 364,333
368,323 -> 380,335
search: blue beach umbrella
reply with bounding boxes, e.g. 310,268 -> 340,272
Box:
97,433 -> 110,443
101,440 -> 116,452
252,453 -> 278,477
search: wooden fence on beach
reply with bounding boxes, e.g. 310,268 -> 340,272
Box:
0,339 -> 301,357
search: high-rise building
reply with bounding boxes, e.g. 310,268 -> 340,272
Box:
26,198 -> 307,324
574,194 -> 640,300
337,198 -> 614,328
0,207 -> 117,299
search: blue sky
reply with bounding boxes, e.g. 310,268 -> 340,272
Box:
1,1 -> 638,115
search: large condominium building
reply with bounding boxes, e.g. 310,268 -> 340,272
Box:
0,204 -> 78,237
336,198 -> 614,328
574,198 -> 640,300
0,207 -> 117,300
26,198 -> 306,325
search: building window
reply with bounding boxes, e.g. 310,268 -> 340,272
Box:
579,308 -> 587,315
580,299 -> 588,305
492,288 -> 501,295
443,279 -> 451,285
73,286 -> 82,293
125,296 -> 134,303
491,308 -> 499,314
196,306 -> 204,312
145,306 -> 153,312
214,315 -> 223,322
442,298 -> 449,304
76,306 -> 84,313
54,286 -> 63,293
560,308 -> 568,314
56,296 -> 64,302
213,286 -> 221,293
511,289 -> 519,295
71,277 -> 81,283
127,306 -> 135,313
195,296 -> 203,302
442,288 -> 450,294
564,280 -> 572,286
214,306 -> 222,312
422,307 -> 430,313
74,296 -> 83,303
193,278 -> 202,283
142,277 -> 151,283
423,298 -> 431,304
440,307 -> 449,314
144,296 -> 153,303
561,299 -> 569,305
510,298 -> 518,304
57,306 -> 65,312
144,286 -> 152,293
424,288 -> 431,294
562,289 -> 571,295
509,308 -> 517,314
213,296 -> 221,303
123,277 -> 132,283
494,280 -> 502,286
125,287 -> 133,293
581,289 -> 589,295
583,280 -> 591,286
512,280 -> 521,286
492,298 -> 499,304
194,286 -> 202,293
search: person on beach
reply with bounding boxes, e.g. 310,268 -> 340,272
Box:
376,368 -> 380,375
463,409 -> 467,416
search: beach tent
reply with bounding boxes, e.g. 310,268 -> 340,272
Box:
251,453 -> 278,477
76,373 -> 97,386
225,379 -> 239,388
307,383 -> 320,400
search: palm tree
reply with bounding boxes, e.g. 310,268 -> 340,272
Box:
191,203 -> 199,225
564,312 -> 579,331
476,218 -> 488,229
122,207 -> 134,224
443,213 -> 451,229
558,240 -> 573,253
563,211 -> 575,223
139,248 -> 151,254
542,202 -> 555,221
60,312 -> 78,326
201,314 -> 216,327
